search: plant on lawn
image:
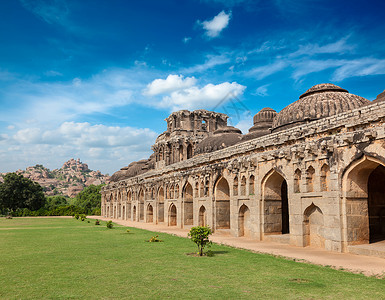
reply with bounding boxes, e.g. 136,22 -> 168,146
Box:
188,226 -> 212,256
106,221 -> 113,229
147,235 -> 162,242
95,219 -> 100,225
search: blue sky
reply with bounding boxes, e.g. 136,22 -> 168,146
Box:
1,0 -> 385,174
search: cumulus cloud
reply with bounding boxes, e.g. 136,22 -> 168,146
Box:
158,81 -> 246,111
4,122 -> 157,174
199,11 -> 232,38
143,75 -> 197,96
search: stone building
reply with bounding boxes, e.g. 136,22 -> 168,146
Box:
101,83 -> 385,257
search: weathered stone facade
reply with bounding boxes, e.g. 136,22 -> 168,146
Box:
101,84 -> 385,255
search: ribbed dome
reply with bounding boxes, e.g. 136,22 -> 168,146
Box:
241,108 -> 277,142
373,90 -> 385,103
194,126 -> 242,155
272,83 -> 370,132
110,156 -> 155,182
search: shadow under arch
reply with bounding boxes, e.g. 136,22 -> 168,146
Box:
146,203 -> 154,223
261,168 -> 289,235
199,205 -> 207,226
157,186 -> 164,223
342,155 -> 385,244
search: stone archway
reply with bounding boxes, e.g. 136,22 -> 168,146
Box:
303,204 -> 324,248
122,205 -> 126,220
263,170 -> 289,235
214,177 -> 230,229
146,204 -> 154,223
169,204 -> 177,226
132,205 -> 137,221
158,187 -> 164,223
239,204 -> 251,237
183,182 -> 193,225
199,206 -> 206,226
138,189 -> 144,221
344,157 -> 385,244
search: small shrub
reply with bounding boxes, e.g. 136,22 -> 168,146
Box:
80,214 -> 86,221
148,235 -> 162,242
74,214 -> 79,219
126,229 -> 130,234
87,220 -> 90,223
95,219 -> 100,225
106,221 -> 113,229
188,226 -> 212,256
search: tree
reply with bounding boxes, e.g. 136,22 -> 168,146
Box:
188,226 -> 212,256
73,184 -> 103,214
45,195 -> 68,210
0,173 -> 45,213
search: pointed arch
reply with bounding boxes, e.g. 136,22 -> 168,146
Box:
199,206 -> 207,226
183,182 -> 194,225
249,175 -> 255,195
262,169 -> 289,235
146,204 -> 154,223
139,188 -> 145,221
294,169 -> 301,193
320,164 -> 330,192
168,203 -> 177,226
157,186 -> 164,223
132,205 -> 137,221
187,144 -> 193,159
214,177 -> 230,229
303,203 -> 324,248
239,204 -> 251,237
240,176 -> 246,196
306,166 -> 315,192
343,156 -> 385,244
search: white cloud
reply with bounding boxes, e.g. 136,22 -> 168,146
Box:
158,81 -> 246,111
144,75 -> 197,96
289,37 -> 354,58
3,122 -> 157,174
332,58 -> 385,81
247,60 -> 288,80
199,11 -> 232,38
253,84 -> 270,97
183,37 -> 192,44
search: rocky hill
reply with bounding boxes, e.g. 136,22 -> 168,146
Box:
1,158 -> 110,197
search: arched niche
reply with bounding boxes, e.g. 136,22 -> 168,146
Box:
214,177 -> 230,229
183,182 -> 193,225
239,204 -> 251,237
168,204 -> 177,226
303,203 -> 324,248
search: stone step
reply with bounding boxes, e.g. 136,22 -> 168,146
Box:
348,241 -> 385,259
263,233 -> 291,244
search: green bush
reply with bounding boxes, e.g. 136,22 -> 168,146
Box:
106,221 -> 113,229
188,226 -> 212,256
147,235 -> 162,242
95,219 -> 100,225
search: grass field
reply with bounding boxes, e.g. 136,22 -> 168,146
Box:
0,217 -> 384,299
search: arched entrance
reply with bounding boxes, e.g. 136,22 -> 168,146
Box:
344,157 -> 385,244
199,206 -> 206,226
132,205 -> 137,221
263,170 -> 289,235
303,204 -> 324,248
158,187 -> 164,223
239,204 -> 251,237
122,205 -> 126,220
214,177 -> 230,229
183,182 -> 193,225
139,189 -> 144,221
169,204 -> 177,226
146,204 -> 154,223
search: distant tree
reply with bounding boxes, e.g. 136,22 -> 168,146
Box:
45,195 -> 68,210
188,226 -> 212,256
0,173 -> 45,213
73,184 -> 104,214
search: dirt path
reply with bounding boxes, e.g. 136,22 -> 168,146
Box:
89,216 -> 385,277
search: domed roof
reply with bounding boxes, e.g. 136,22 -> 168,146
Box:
110,157 -> 155,182
194,126 -> 242,155
373,90 -> 385,103
272,83 -> 370,132
241,108 -> 277,142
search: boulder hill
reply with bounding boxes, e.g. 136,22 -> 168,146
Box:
1,158 -> 110,197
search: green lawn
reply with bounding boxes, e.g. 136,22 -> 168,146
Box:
0,218 -> 384,299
